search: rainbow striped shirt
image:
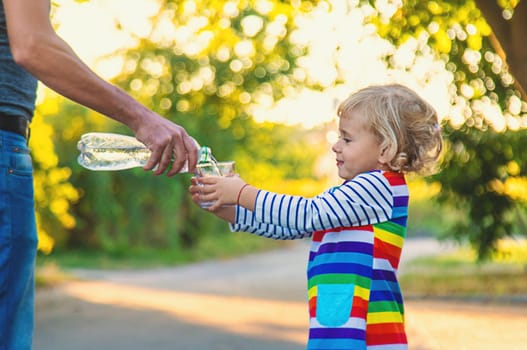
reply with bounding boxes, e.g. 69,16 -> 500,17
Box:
231,170 -> 409,349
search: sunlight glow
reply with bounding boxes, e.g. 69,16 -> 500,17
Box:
52,0 -> 160,78
241,15 -> 264,37
251,0 -> 453,129
62,281 -> 308,344
472,98 -> 507,131
52,0 -> 456,129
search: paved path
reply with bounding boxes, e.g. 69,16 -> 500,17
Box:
34,238 -> 527,350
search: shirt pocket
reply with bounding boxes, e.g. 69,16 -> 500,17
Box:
316,284 -> 355,327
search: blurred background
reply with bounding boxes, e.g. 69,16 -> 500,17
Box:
36,0 -> 527,273
33,1 -> 526,349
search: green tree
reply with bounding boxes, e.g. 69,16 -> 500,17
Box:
368,0 -> 527,259
39,0 -> 527,260
42,0 -> 325,253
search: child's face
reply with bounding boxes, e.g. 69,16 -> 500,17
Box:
331,109 -> 384,180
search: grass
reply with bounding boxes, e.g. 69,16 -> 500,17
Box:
400,242 -> 527,298
40,237 -> 527,300
39,237 -> 527,299
37,195 -> 527,301
35,263 -> 77,288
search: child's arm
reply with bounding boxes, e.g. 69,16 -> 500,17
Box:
189,176 -> 311,240
197,171 -> 397,232
229,205 -> 311,240
251,171 -> 396,231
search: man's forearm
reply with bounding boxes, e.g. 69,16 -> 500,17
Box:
5,0 -> 145,130
13,29 -> 145,130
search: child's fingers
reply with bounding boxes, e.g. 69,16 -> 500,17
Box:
199,190 -> 217,203
207,201 -> 223,212
188,184 -> 201,195
195,176 -> 221,185
192,195 -> 203,207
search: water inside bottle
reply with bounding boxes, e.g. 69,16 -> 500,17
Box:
77,133 -> 153,171
78,146 -> 152,171
77,132 -> 210,173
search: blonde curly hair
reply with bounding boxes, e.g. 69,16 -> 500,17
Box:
337,84 -> 443,174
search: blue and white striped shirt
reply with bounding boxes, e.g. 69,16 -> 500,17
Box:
230,171 -> 393,238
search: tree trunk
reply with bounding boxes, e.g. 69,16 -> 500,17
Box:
476,0 -> 527,100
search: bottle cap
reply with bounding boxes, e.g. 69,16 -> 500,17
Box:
198,146 -> 212,164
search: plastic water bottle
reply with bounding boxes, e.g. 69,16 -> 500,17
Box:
77,132 -> 211,172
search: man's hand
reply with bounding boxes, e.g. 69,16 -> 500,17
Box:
134,114 -> 199,176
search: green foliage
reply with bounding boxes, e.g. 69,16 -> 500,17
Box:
30,101 -> 81,254
434,124 -> 527,258
39,0 -> 325,253
39,0 -> 527,262
37,228 -> 286,270
369,0 -> 527,259
400,243 -> 527,297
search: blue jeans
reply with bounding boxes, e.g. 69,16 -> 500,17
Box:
0,130 -> 37,350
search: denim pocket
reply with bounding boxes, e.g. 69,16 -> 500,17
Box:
8,146 -> 32,176
316,284 -> 355,327
6,145 -> 36,244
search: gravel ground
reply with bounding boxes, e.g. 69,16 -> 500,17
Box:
405,299 -> 527,350
34,239 -> 527,350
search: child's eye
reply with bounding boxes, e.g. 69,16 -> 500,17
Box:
339,135 -> 352,143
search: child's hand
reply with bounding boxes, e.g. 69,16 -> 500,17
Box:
195,175 -> 247,211
189,177 -> 205,208
189,177 -> 237,222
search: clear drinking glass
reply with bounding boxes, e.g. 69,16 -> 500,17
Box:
195,161 -> 236,208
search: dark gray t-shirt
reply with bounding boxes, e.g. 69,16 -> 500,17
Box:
0,0 -> 37,120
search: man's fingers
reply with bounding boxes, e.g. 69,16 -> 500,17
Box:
141,132 -> 170,174
167,133 -> 187,176
183,135 -> 199,172
139,125 -> 197,176
151,143 -> 173,175
142,145 -> 162,172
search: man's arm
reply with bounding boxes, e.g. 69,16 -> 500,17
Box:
3,0 -> 198,175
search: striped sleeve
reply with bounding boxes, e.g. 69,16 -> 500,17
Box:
229,206 -> 312,240
254,171 -> 394,232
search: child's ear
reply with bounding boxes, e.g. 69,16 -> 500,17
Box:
378,142 -> 396,164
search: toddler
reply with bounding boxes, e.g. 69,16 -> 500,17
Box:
190,84 -> 443,350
